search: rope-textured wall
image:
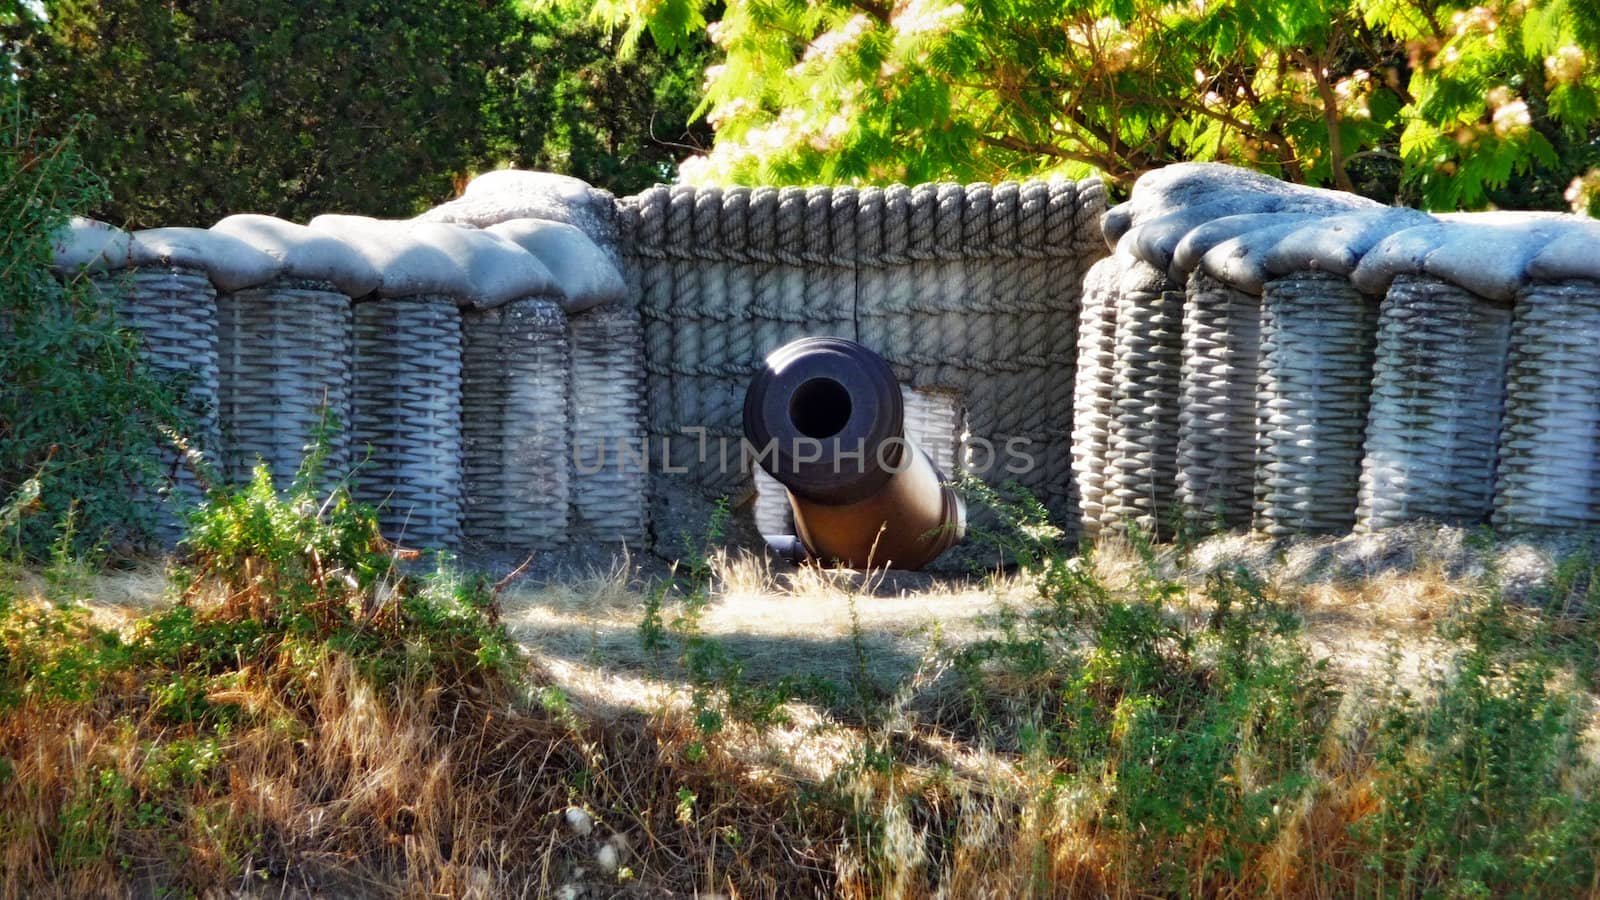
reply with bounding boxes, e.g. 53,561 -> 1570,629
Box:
622,178 -> 1105,530
216,278 -> 353,490
1492,280 -> 1600,530
102,266 -> 220,542
1254,273 -> 1376,536
1357,275 -> 1509,531
351,296 -> 464,549
461,296 -> 571,549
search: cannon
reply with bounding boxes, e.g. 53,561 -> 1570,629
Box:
742,336 -> 965,569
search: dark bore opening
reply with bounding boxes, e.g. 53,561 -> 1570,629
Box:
789,377 -> 852,439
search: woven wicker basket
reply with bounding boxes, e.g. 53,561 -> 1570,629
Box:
216,278 -> 353,491
569,301 -> 648,544
1102,260 -> 1184,534
1492,279 -> 1600,530
1255,272 -> 1376,536
1176,271 -> 1262,529
351,296 -> 464,549
1072,256 -> 1121,539
461,296 -> 571,550
102,266 -> 220,544
1357,275 -> 1509,531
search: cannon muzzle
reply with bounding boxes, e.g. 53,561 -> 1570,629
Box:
742,337 -> 965,569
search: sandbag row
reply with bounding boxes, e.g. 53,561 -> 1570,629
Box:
51,173 -> 641,553
1090,162 -> 1600,537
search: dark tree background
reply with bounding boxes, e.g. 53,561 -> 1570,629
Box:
3,0 -> 712,227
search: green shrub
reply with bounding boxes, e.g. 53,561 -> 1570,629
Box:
1355,595 -> 1600,896
0,83 -> 188,560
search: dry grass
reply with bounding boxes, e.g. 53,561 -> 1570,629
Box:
4,522 -> 1599,898
0,568 -> 841,899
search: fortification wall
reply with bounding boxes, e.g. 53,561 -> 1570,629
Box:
51,171 -> 1108,558
48,163 -> 1600,562
1082,163 -> 1600,540
619,181 -> 1106,541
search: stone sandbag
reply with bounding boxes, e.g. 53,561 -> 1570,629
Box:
412,221 -> 558,309
129,227 -> 283,293
1169,212 -> 1313,281
309,214 -> 471,299
51,217 -> 132,274
1199,218 -> 1335,295
418,169 -> 620,265
1102,161 -> 1379,251
489,218 -> 626,313
1526,220 -> 1600,283
1262,207 -> 1434,279
211,214 -> 381,297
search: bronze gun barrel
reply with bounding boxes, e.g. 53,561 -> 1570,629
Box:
742,337 -> 965,570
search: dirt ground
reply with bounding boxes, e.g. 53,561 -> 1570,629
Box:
495,523 -> 1597,711
59,523 -> 1595,717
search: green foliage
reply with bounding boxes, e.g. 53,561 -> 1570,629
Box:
177,461 -> 518,692
952,501 -> 1339,888
639,498 -> 834,742
0,83 -> 188,559
8,0 -> 517,225
5,0 -> 712,225
0,443 -> 519,722
489,9 -> 714,194
1357,594 -> 1600,895
556,0 -> 1600,210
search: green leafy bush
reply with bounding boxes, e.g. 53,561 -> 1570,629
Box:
554,0 -> 1600,211
0,84 -> 188,560
6,0 -> 714,224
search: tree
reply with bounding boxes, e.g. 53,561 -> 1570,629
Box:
4,0 -> 711,226
546,0 -> 1600,211
0,80 -> 192,558
485,10 -> 714,194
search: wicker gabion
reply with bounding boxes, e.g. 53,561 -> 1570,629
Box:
1176,271 -> 1262,529
351,296 -> 464,549
1357,275 -> 1510,531
1255,272 -> 1377,536
569,301 -> 647,544
1102,259 -> 1184,534
461,296 -> 571,550
1492,279 -> 1600,530
1072,256 -> 1121,539
102,266 -> 221,542
215,278 -> 353,490
902,386 -> 964,481
751,469 -> 794,537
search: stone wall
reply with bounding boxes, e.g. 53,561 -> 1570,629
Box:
52,162 -> 1600,561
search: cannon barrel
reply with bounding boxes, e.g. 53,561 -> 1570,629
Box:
742,337 -> 965,569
